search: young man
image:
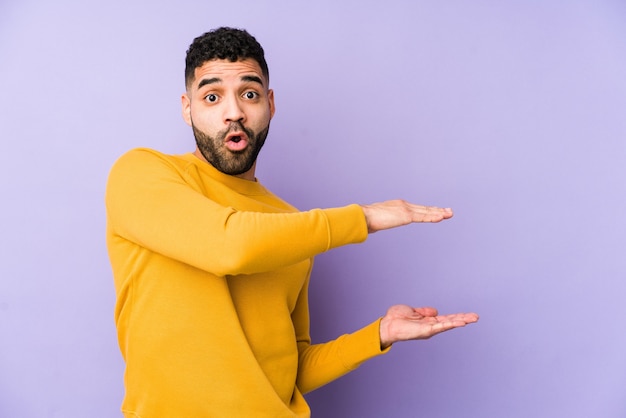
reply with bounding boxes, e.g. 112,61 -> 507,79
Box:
105,27 -> 478,417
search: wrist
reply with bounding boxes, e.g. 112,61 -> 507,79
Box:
379,316 -> 393,349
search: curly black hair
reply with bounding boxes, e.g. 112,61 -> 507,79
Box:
184,27 -> 269,88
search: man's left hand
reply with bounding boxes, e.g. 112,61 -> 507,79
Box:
379,305 -> 479,349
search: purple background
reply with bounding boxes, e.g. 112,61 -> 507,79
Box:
1,1 -> 625,417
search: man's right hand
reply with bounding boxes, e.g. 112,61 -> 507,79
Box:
360,200 -> 453,233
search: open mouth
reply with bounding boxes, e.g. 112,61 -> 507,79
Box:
225,132 -> 249,151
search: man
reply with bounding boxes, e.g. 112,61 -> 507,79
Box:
105,27 -> 478,417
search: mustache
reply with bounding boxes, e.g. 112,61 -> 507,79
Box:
221,122 -> 252,139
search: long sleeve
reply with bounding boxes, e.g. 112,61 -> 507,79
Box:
291,275 -> 390,394
105,148 -> 368,277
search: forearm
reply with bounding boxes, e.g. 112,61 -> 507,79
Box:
296,320 -> 389,394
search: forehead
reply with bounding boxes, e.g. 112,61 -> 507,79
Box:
192,58 -> 266,88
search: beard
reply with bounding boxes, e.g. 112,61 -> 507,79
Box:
192,120 -> 270,176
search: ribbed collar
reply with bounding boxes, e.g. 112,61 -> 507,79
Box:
179,153 -> 269,196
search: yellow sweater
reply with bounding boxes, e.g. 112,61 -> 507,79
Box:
105,149 -> 388,417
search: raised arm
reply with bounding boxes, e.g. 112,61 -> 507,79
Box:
105,149 -> 368,276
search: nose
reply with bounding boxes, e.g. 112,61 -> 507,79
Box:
223,94 -> 245,123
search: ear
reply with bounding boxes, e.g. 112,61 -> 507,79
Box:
268,89 -> 276,119
181,93 -> 192,126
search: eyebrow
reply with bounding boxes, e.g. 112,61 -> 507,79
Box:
241,75 -> 264,86
197,77 -> 220,90
196,75 -> 265,91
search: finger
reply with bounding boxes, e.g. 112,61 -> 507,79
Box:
463,313 -> 479,323
436,312 -> 479,324
413,307 -> 438,317
429,319 -> 470,336
423,207 -> 453,222
407,205 -> 453,223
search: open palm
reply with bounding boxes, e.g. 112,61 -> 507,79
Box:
379,305 -> 479,348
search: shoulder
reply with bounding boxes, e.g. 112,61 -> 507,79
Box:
112,147 -> 170,167
106,148 -> 195,196
109,148 -> 193,175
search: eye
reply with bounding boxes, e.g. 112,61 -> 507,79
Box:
243,91 -> 258,100
205,94 -> 218,103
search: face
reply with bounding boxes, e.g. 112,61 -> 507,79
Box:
182,58 -> 275,180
